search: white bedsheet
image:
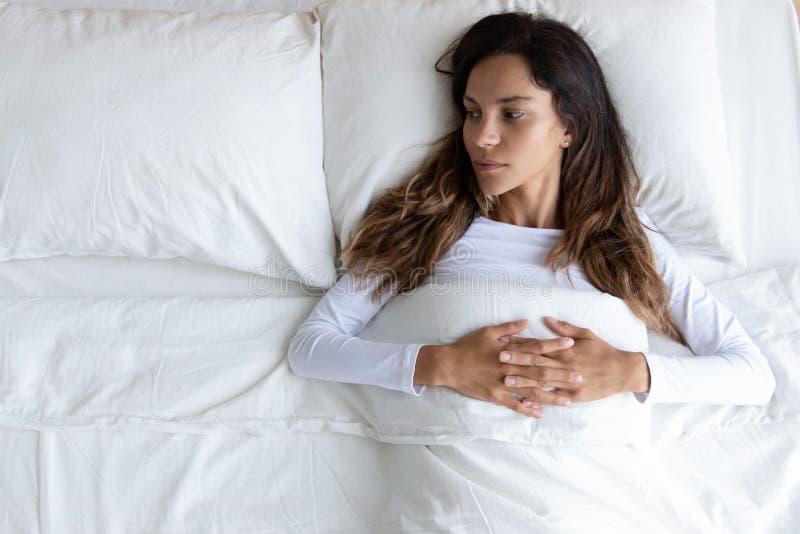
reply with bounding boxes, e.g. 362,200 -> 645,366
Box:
2,422 -> 797,532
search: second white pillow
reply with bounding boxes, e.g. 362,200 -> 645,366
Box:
318,0 -> 743,266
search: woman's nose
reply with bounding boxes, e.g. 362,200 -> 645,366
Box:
474,118 -> 500,147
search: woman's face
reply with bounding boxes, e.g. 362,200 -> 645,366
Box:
462,53 -> 571,197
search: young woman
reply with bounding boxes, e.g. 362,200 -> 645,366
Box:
287,12 -> 775,419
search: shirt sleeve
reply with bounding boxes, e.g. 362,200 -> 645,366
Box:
633,209 -> 776,405
287,272 -> 427,397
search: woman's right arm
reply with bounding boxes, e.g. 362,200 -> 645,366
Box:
288,272 -> 568,416
287,272 -> 435,396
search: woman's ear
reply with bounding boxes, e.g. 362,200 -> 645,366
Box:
561,130 -> 572,148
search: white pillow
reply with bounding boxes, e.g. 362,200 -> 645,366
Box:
0,3 -> 336,287
8,0 -> 320,11
0,282 -> 651,448
317,0 -> 744,266
356,280 -> 652,447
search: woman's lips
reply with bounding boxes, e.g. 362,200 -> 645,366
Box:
476,163 -> 507,172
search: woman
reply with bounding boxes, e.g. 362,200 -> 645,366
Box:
287,12 -> 775,419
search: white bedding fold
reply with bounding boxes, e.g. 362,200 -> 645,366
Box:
0,266 -> 797,449
0,282 -> 652,447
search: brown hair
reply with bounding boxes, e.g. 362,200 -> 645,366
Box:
341,12 -> 685,344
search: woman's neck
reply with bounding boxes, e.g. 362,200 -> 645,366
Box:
488,173 -> 564,229
488,202 -> 564,230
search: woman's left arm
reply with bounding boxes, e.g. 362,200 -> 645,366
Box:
614,215 -> 777,405
502,211 -> 777,406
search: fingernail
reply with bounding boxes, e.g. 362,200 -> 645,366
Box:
523,400 -> 533,407
499,336 -> 510,343
571,373 -> 582,383
559,397 -> 571,406
561,337 -> 574,348
500,352 -> 511,362
506,377 -> 516,386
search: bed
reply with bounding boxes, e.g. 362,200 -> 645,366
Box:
0,0 -> 798,532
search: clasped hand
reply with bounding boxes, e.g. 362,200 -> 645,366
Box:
441,316 -> 646,418
499,316 -> 638,411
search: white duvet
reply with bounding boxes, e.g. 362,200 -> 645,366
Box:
1,265 -> 798,532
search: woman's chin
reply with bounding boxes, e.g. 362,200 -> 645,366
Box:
478,183 -> 510,197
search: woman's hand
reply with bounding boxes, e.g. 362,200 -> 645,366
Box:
429,319 -> 582,418
498,316 -> 651,404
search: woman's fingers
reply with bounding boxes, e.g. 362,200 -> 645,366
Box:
521,387 -> 573,407
503,367 -> 582,389
498,346 -> 572,367
499,334 -> 535,344
544,316 -> 593,339
487,319 -> 529,340
498,337 -> 573,362
502,393 -> 544,418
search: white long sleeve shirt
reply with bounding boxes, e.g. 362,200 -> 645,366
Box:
287,208 -> 776,405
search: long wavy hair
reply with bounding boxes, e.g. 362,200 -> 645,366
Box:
341,11 -> 685,344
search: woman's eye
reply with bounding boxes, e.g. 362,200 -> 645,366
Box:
464,110 -> 523,120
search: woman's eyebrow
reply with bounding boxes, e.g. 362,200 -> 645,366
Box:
463,95 -> 534,104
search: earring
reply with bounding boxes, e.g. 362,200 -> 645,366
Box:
563,141 -> 570,148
